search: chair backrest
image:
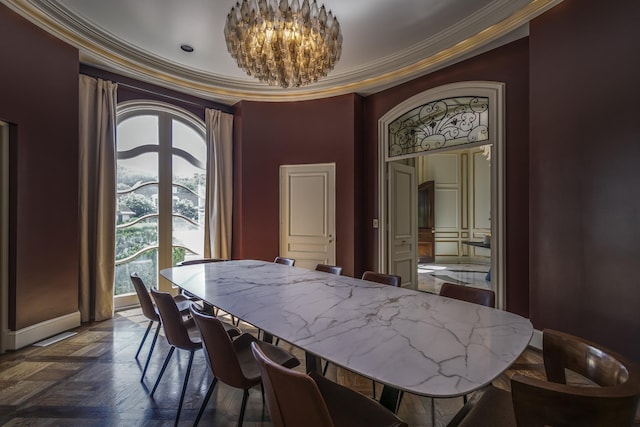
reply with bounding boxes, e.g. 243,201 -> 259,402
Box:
439,282 -> 496,308
251,341 -> 334,427
315,264 -> 342,275
361,271 -> 401,287
150,289 -> 200,351
177,258 -> 227,266
274,256 -> 295,266
190,305 -> 252,389
510,329 -> 640,427
130,273 -> 159,322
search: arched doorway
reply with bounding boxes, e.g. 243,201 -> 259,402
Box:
377,81 -> 506,309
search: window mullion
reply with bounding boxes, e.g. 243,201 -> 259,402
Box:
158,112 -> 173,292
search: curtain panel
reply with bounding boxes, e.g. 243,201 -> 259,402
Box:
78,75 -> 117,322
204,109 -> 234,259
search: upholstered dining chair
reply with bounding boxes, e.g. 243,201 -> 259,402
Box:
448,329 -> 640,427
274,256 -> 295,266
361,270 -> 401,287
148,289 -> 204,426
360,270 -> 402,398
149,289 -> 240,426
439,282 -> 496,308
251,341 -> 408,427
177,257 -> 228,316
315,264 -> 343,275
190,305 -> 300,427
130,273 -> 191,382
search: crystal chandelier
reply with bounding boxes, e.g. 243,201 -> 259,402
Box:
224,0 -> 342,88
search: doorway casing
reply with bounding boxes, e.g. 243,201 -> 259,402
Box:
377,81 -> 506,309
1,121 -> 9,353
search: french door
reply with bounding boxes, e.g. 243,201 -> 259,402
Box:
114,101 -> 207,307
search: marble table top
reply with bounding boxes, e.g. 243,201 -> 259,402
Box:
161,259 -> 533,398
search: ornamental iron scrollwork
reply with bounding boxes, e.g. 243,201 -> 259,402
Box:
388,96 -> 489,158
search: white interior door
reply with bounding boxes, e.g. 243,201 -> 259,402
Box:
280,163 -> 336,270
388,162 -> 417,289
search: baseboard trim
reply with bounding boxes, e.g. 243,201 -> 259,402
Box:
7,311 -> 81,350
529,328 -> 543,350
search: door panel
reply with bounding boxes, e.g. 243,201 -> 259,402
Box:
418,180 -> 435,263
388,162 -> 417,289
280,164 -> 336,271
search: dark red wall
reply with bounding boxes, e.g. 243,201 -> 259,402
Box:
232,94 -> 364,276
363,39 -> 531,317
0,4 -> 79,330
529,0 -> 640,362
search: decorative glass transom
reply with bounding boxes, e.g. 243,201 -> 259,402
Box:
388,96 -> 489,158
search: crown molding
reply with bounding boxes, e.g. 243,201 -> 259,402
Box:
2,0 -> 562,104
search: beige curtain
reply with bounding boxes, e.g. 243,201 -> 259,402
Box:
204,109 -> 234,259
78,75 -> 117,322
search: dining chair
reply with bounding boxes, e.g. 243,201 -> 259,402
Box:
360,270 -> 402,398
274,256 -> 295,266
130,273 -> 191,382
177,257 -> 228,316
149,290 -> 240,426
439,282 -> 496,308
315,264 -> 343,275
448,329 -> 640,427
251,341 -> 408,427
190,305 -> 300,427
148,289 -> 204,426
361,270 -> 401,287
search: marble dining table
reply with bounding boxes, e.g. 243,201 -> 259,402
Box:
160,259 -> 532,410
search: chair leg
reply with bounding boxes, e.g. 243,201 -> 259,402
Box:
141,322 -> 161,382
151,346 -> 175,397
193,377 -> 218,427
174,351 -> 195,427
372,381 -> 376,399
135,320 -> 153,359
431,397 -> 436,426
238,389 -> 250,427
322,360 -> 329,375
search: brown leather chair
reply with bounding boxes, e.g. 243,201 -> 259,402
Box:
130,273 -> 191,382
362,270 -> 401,287
190,305 -> 300,426
315,264 -> 343,275
148,289 -> 204,426
177,257 -> 228,266
274,256 -> 295,266
360,270 -> 402,397
439,282 -> 496,308
450,329 -> 640,427
177,257 -> 227,316
251,341 -> 408,427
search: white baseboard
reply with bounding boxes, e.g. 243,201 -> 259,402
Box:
6,311 -> 81,350
529,328 -> 543,350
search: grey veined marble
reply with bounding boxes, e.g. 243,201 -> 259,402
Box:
161,259 -> 532,398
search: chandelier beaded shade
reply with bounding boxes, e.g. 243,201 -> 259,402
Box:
224,0 -> 342,88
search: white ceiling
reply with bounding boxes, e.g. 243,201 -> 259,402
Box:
3,0 -> 561,104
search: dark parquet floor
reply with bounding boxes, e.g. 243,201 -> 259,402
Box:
0,309 -> 638,426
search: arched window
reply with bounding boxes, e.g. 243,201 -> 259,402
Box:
114,101 -> 206,304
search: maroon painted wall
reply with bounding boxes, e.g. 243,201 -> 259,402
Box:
530,0 -> 640,362
0,4 -> 79,330
232,94 -> 364,277
363,39 -> 531,317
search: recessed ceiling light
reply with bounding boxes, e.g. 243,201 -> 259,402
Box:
180,44 -> 194,53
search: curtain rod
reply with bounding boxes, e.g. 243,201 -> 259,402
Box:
80,65 -> 233,114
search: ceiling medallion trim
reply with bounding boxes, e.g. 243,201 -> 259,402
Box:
4,0 -> 562,104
